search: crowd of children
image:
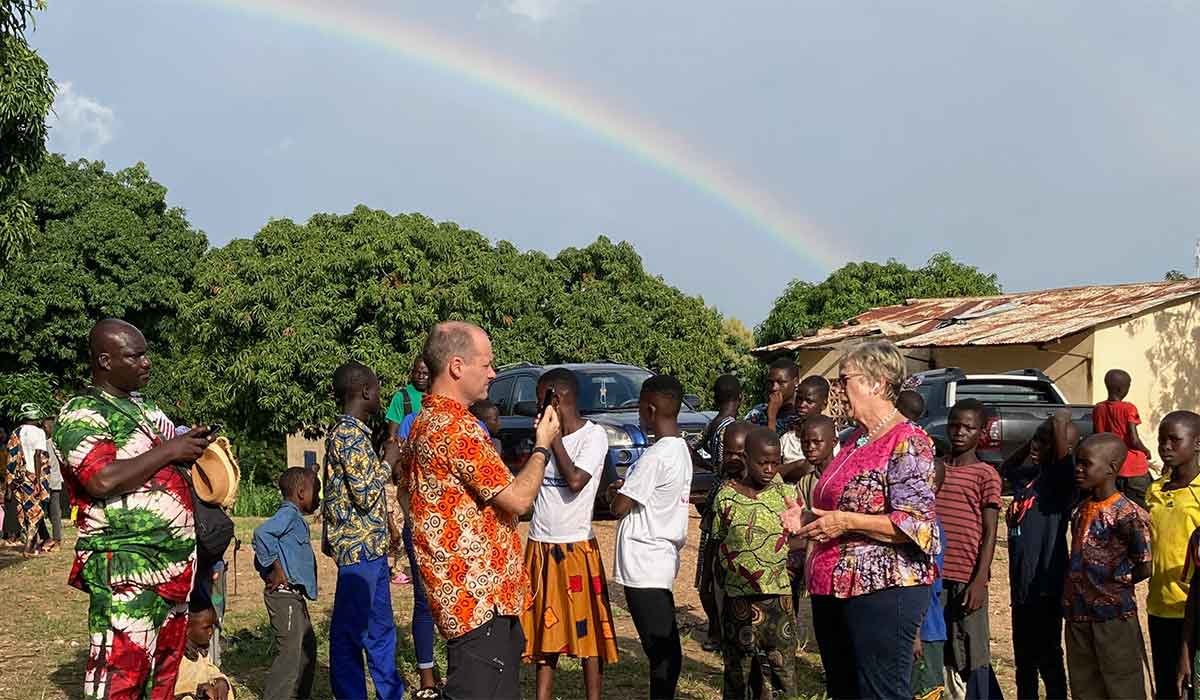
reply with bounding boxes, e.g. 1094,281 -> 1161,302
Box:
124,360 -> 1200,700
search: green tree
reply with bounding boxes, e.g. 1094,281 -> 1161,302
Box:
755,253 -> 1001,348
159,208 -> 737,452
1165,270 -> 1189,282
0,155 -> 209,413
0,0 -> 56,262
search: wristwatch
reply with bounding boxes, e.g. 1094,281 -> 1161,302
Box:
532,446 -> 551,460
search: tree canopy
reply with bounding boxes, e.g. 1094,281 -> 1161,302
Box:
754,253 -> 1001,348
151,207 -> 739,441
0,0 -> 56,262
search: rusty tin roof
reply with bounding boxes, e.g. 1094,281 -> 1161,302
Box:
754,279 -> 1200,354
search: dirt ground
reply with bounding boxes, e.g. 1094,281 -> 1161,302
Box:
0,511 -> 1155,699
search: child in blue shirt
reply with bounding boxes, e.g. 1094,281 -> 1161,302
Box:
254,467 -> 320,700
913,459 -> 949,700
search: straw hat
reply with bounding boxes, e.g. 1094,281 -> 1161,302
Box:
192,436 -> 240,508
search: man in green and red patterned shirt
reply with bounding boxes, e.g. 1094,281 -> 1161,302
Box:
54,319 -> 214,700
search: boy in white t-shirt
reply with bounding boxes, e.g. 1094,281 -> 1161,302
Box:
607,375 -> 693,700
521,369 -> 618,700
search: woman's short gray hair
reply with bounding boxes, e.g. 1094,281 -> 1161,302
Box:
840,339 -> 907,401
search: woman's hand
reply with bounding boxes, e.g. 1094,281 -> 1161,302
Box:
795,507 -> 849,543
780,496 -> 808,534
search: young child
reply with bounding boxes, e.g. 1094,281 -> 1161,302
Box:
779,375 -> 832,479
1093,369 -> 1153,508
470,399 -> 504,455
696,420 -> 754,651
913,459 -> 949,700
1001,411 -> 1076,700
1146,410 -> 1200,699
1170,412 -> 1200,697
781,416 -> 837,624
709,428 -> 802,699
935,399 -> 1002,698
1062,433 -> 1151,700
253,467 -> 320,700
608,375 -> 693,700
173,605 -> 234,700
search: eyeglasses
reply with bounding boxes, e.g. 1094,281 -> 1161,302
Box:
835,373 -> 866,387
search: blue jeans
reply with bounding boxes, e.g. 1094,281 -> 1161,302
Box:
403,522 -> 436,669
330,555 -> 406,700
812,585 -> 930,699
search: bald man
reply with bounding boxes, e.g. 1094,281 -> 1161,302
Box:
397,321 -> 559,700
54,319 -> 214,700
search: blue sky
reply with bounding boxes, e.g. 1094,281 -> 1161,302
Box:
30,0 -> 1200,325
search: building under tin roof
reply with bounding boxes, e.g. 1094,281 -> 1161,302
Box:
754,279 -> 1200,354
754,279 -> 1200,432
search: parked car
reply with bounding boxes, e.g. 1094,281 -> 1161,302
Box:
910,367 -> 1093,467
487,361 -> 717,518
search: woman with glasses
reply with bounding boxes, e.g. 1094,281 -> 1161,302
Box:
782,339 -> 940,699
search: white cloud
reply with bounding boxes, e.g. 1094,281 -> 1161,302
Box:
487,0 -> 589,23
46,82 -> 115,158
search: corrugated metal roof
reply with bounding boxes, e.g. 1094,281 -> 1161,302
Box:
754,279 -> 1200,354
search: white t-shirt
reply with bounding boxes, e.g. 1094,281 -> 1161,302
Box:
528,421 -> 609,543
46,439 -> 64,490
612,436 -> 692,590
17,424 -> 47,477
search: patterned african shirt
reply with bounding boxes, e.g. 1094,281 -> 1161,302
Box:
710,478 -> 800,596
54,389 -> 195,603
398,393 -> 527,639
745,403 -> 803,437
1062,492 -> 1151,622
321,415 -> 390,567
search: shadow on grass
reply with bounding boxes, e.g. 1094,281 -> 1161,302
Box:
49,646 -> 87,700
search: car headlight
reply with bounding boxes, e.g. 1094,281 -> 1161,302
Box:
601,424 -> 634,448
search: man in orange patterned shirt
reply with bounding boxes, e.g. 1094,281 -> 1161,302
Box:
398,321 -> 560,700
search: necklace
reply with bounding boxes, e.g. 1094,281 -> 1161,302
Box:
855,408 -> 899,448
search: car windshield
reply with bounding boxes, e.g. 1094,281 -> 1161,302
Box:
572,368 -> 654,412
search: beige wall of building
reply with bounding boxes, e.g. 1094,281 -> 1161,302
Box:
286,433 -> 325,470
1091,297 -> 1200,431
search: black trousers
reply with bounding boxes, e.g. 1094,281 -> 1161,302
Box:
263,590 -> 316,700
625,586 -> 683,700
444,614 -> 525,700
1011,596 -> 1068,699
1150,615 -> 1185,700
2,494 -> 19,539
1117,474 -> 1152,511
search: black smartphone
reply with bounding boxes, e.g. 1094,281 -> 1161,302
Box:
539,387 -> 556,417
202,423 -> 223,439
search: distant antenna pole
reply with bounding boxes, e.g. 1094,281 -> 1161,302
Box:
1195,237 -> 1200,278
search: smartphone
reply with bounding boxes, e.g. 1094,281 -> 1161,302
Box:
202,424 -> 223,439
539,387 -> 557,417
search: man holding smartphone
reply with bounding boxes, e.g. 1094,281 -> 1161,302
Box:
54,318 -> 216,700
397,321 -> 560,699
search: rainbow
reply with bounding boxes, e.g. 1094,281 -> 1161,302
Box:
202,0 -> 844,268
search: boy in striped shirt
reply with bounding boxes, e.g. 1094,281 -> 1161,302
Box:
935,398 -> 1002,698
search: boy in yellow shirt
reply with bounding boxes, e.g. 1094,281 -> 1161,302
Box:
174,605 -> 233,700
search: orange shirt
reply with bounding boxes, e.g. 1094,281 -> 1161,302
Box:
1093,400 -> 1149,477
398,393 -> 528,638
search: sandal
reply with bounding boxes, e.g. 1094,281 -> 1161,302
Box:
392,572 -> 411,585
414,688 -> 441,700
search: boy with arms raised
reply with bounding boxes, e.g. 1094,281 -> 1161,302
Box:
521,369 -> 617,700
1063,433 -> 1151,699
608,375 -> 693,700
1000,411 -> 1076,700
253,467 -> 321,700
710,427 -> 802,699
935,399 -> 1002,698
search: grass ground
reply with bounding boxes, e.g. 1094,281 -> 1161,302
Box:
0,510 -> 1155,700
